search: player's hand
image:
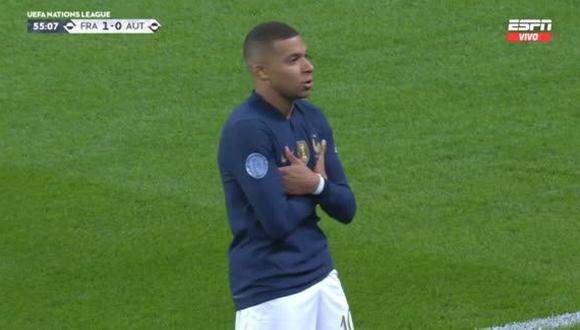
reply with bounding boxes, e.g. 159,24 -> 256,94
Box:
314,139 -> 328,180
278,146 -> 319,195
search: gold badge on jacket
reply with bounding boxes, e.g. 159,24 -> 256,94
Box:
296,140 -> 310,163
311,133 -> 322,159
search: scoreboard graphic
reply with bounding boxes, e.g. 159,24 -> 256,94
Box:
27,11 -> 161,34
28,19 -> 161,34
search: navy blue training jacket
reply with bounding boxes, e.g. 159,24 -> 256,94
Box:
217,90 -> 356,310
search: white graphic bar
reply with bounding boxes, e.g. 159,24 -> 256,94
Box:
63,19 -> 161,34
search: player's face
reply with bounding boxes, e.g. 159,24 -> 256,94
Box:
266,36 -> 314,100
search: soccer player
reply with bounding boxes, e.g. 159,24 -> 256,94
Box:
217,21 -> 357,330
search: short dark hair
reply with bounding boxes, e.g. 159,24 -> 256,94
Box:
243,21 -> 299,65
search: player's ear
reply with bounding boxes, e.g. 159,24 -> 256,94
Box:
251,63 -> 270,81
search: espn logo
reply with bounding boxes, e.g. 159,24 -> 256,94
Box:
506,19 -> 552,42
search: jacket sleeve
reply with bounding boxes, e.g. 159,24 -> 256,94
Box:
315,116 -> 357,224
222,119 -> 316,240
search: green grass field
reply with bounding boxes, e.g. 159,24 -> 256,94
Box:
1,0 -> 579,328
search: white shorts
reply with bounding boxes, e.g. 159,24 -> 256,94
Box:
235,269 -> 354,330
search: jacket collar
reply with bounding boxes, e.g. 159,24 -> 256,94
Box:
249,90 -> 300,121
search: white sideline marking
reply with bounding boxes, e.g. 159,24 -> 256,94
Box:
484,311 -> 580,330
